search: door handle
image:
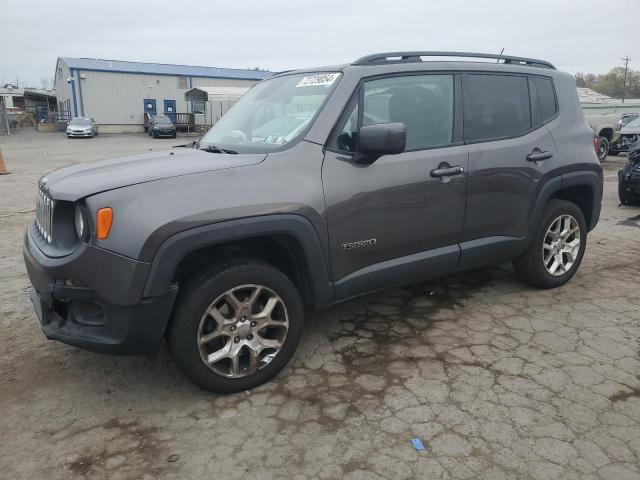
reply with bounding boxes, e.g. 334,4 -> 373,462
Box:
430,165 -> 465,178
527,150 -> 553,162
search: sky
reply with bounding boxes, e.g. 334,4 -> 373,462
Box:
1,0 -> 638,87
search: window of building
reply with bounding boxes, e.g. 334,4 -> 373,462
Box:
463,74 -> 531,142
192,101 -> 205,115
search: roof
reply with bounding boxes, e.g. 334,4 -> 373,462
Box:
24,88 -> 56,98
0,87 -> 23,96
59,57 -> 272,81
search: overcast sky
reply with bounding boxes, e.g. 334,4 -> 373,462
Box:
2,0 -> 638,87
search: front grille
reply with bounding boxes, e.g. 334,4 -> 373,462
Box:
35,188 -> 54,243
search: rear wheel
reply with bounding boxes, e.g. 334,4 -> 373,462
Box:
513,199 -> 587,289
597,136 -> 609,161
168,259 -> 304,393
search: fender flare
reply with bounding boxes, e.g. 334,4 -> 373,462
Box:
142,214 -> 335,307
528,170 -> 602,245
561,170 -> 603,231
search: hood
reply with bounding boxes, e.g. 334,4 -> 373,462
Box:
67,124 -> 92,130
43,148 -> 266,201
621,125 -> 640,135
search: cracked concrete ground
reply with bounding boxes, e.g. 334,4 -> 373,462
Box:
1,128 -> 639,480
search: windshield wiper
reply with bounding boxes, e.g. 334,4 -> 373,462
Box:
200,145 -> 238,154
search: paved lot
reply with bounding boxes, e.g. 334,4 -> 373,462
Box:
1,128 -> 639,480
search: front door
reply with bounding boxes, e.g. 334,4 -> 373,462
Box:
322,73 -> 468,300
164,100 -> 177,123
143,99 -> 157,117
459,73 -> 559,268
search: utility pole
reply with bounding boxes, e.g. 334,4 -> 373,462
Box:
621,57 -> 630,103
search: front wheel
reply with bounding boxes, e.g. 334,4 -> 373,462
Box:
168,259 -> 304,393
597,136 -> 609,161
513,199 -> 587,289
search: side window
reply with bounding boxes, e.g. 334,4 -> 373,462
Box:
463,74 -> 531,142
534,77 -> 557,122
363,75 -> 454,150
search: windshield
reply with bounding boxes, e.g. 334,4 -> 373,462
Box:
154,115 -> 172,124
70,118 -> 91,125
624,117 -> 640,128
199,72 -> 341,153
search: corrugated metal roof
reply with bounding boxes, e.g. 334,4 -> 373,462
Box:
60,57 -> 272,81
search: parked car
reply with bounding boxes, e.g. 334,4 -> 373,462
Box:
618,139 -> 640,205
620,113 -> 639,128
66,117 -> 98,138
148,114 -> 176,138
586,113 -> 621,160
612,116 -> 640,154
24,51 -> 602,393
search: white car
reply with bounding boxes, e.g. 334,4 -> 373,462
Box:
66,117 -> 98,138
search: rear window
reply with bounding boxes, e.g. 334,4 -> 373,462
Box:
462,74 -> 531,142
534,77 -> 557,122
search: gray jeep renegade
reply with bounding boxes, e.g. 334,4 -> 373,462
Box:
24,52 -> 603,393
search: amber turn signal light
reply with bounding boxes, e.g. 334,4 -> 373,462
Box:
96,208 -> 113,240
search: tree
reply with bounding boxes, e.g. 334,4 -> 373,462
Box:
40,77 -> 54,90
575,67 -> 640,99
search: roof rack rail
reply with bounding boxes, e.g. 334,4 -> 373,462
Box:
352,51 -> 555,69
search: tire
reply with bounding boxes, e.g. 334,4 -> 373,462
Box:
513,199 -> 587,289
619,182 -> 639,206
597,136 -> 609,161
168,259 -> 304,393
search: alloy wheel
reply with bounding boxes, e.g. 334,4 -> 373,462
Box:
197,284 -> 289,378
542,214 -> 581,276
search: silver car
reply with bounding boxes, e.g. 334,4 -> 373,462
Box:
66,117 -> 98,138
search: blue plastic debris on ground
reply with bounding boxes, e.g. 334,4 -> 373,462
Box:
411,438 -> 426,451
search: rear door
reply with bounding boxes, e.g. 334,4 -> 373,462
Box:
322,72 -> 469,299
459,73 -> 559,268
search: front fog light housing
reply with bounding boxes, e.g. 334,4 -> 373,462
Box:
74,204 -> 85,239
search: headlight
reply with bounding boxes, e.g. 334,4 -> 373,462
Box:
74,204 -> 85,239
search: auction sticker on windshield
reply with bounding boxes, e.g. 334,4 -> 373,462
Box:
296,73 -> 340,88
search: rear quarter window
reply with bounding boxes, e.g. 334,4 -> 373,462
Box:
462,74 -> 531,142
534,77 -> 557,122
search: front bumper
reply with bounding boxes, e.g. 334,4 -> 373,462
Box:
23,228 -> 177,355
152,129 -> 176,137
67,131 -> 94,137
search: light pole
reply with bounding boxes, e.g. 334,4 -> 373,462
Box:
621,57 -> 630,104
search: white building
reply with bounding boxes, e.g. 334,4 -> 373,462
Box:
54,57 -> 271,133
0,85 -> 25,111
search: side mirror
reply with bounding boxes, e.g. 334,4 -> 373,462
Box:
355,122 -> 406,164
